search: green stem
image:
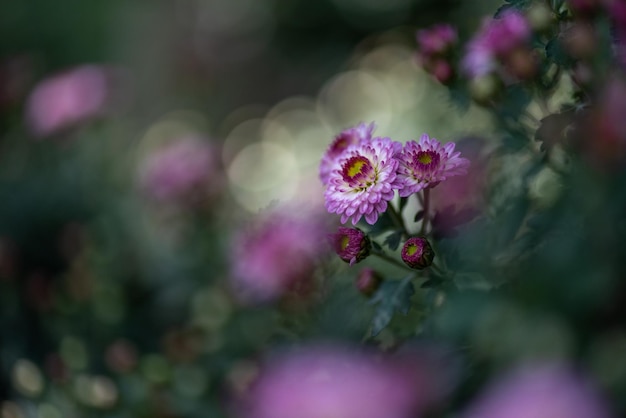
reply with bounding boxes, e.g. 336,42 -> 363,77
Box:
430,262 -> 446,277
420,188 -> 431,235
372,250 -> 413,273
387,202 -> 408,238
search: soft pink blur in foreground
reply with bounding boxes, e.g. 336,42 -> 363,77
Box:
463,364 -> 614,418
242,345 -> 435,418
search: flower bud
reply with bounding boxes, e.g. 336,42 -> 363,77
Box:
329,227 -> 371,265
401,237 -> 435,269
355,268 -> 382,297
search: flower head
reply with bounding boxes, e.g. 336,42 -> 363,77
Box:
329,227 -> 371,265
416,24 -> 458,56
138,136 -> 219,204
26,65 -> 110,137
243,346 -> 421,418
395,134 -> 470,197
230,209 -> 327,302
462,364 -> 614,418
324,137 -> 402,225
319,122 -> 376,185
401,237 -> 435,269
462,11 -> 531,78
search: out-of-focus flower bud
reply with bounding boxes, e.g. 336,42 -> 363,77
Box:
329,227 -> 371,265
401,237 -> 435,269
355,268 -> 382,297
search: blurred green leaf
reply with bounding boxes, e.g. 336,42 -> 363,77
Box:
369,277 -> 415,337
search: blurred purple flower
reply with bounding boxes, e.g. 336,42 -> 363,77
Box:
462,11 -> 531,78
319,122 -> 376,185
324,137 -> 401,225
26,65 -> 110,137
243,346 -> 421,418
138,136 -> 219,204
230,209 -> 328,302
463,364 -> 614,418
395,134 -> 469,197
416,24 -> 457,56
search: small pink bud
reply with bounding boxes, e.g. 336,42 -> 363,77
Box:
401,237 -> 435,269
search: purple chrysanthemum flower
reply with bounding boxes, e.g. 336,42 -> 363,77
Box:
395,134 -> 470,197
329,227 -> 371,265
230,210 -> 327,302
26,65 -> 110,137
462,11 -> 531,78
416,24 -> 458,56
462,364 -> 614,418
324,137 -> 402,225
138,136 -> 218,204
242,346 -> 421,418
319,122 -> 376,185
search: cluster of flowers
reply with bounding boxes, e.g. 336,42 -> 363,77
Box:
320,122 -> 469,226
320,122 -> 468,270
415,24 -> 458,84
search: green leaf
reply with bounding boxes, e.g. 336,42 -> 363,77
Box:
369,277 -> 415,336
545,37 -> 575,68
366,211 -> 395,236
383,230 -> 403,251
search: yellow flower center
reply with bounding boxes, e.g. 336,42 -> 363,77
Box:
418,153 -> 433,164
406,243 -> 419,256
340,235 -> 350,251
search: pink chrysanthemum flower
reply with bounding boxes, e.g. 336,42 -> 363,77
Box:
462,364 -> 614,418
416,24 -> 458,56
324,137 -> 401,225
395,134 -> 470,197
319,122 -> 376,185
230,209 -> 328,303
243,346 -> 421,418
138,136 -> 219,204
26,65 -> 110,137
462,11 -> 531,78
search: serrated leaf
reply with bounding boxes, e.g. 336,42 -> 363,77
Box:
383,230 -> 403,251
369,277 -> 415,336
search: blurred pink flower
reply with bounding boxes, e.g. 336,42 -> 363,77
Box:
138,136 -> 219,204
462,11 -> 531,78
243,346 -> 422,418
430,137 -> 487,212
26,65 -> 110,136
324,136 -> 401,225
319,122 -> 376,185
462,364 -> 614,418
416,24 -> 457,56
230,209 -> 328,302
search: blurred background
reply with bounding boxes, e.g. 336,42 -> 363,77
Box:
3,0 -> 626,417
